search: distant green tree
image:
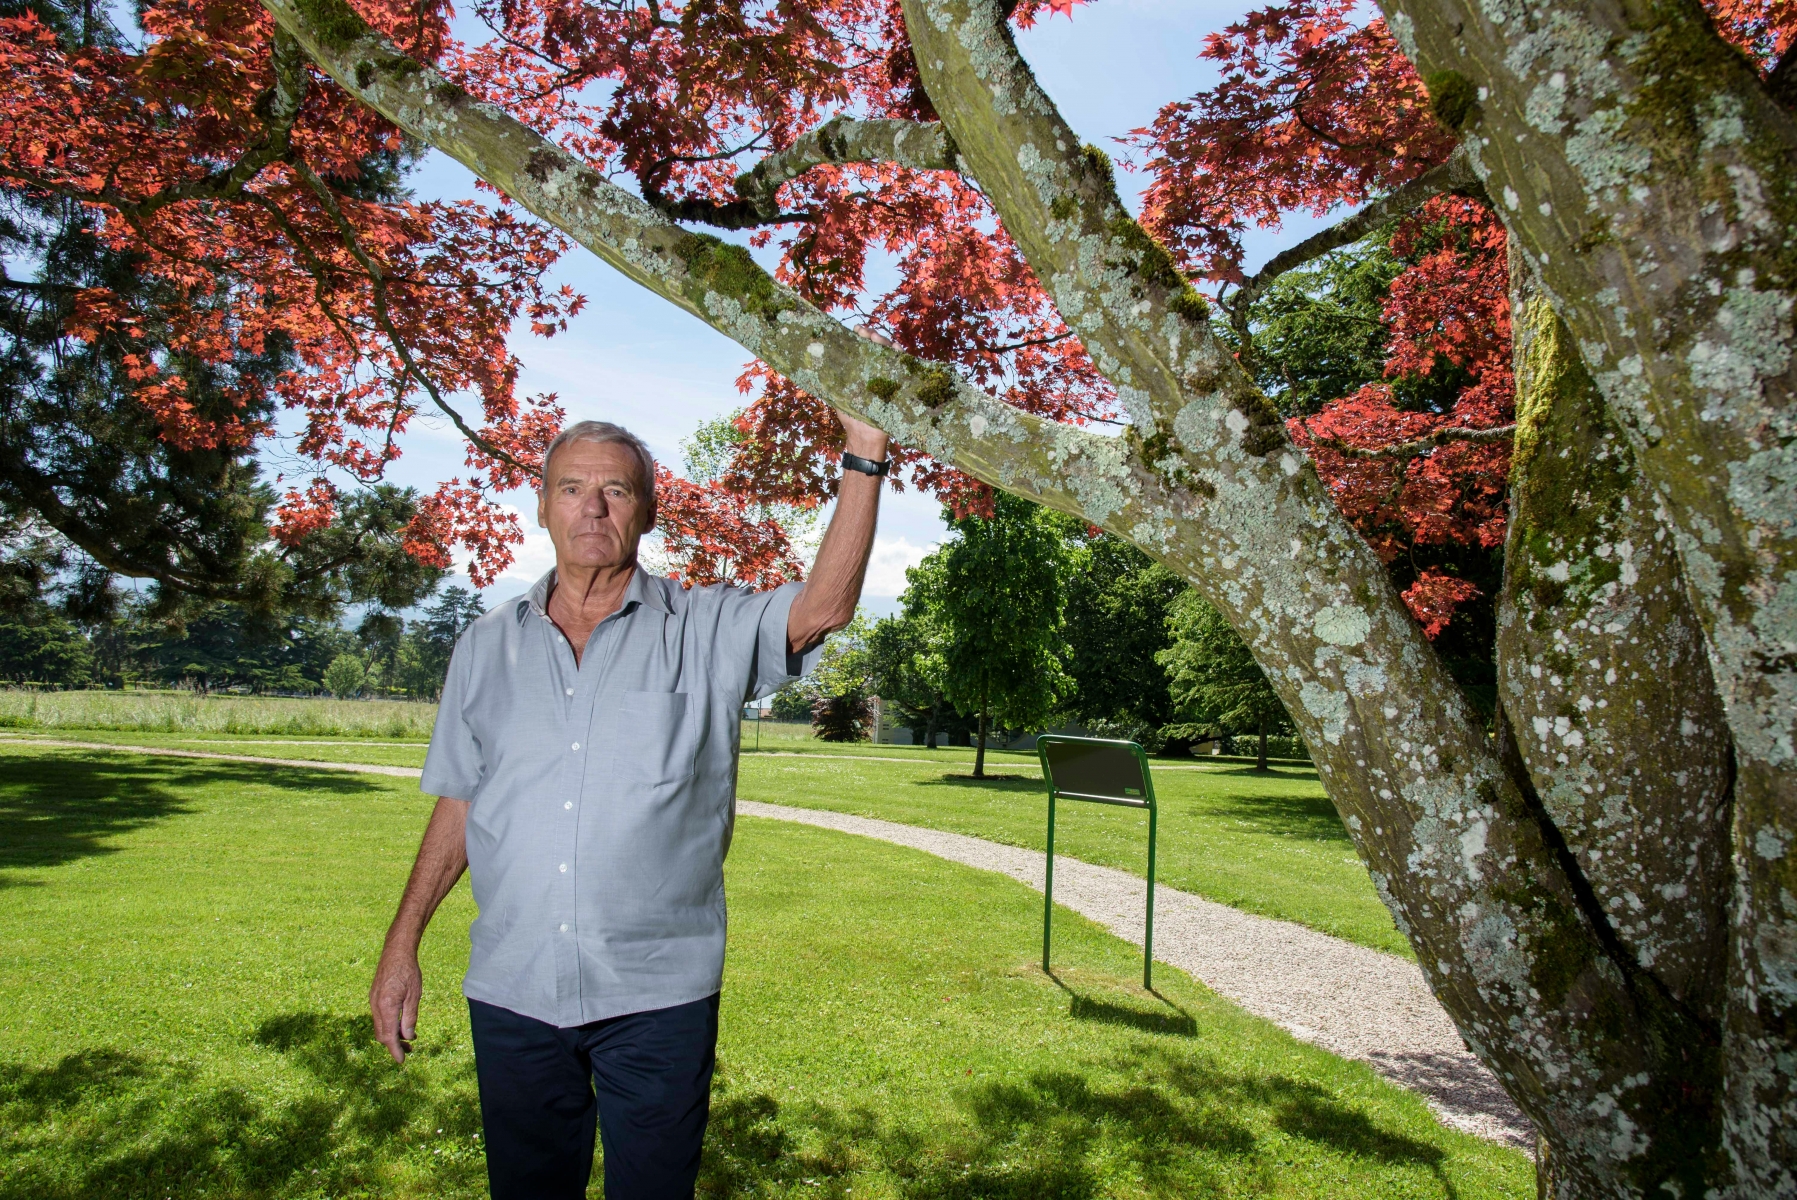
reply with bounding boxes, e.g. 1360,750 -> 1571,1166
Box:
136,603 -> 354,692
800,612 -> 875,742
1158,591 -> 1293,771
324,653 -> 366,699
357,611 -> 404,694
866,592 -> 953,748
810,611 -> 872,699
0,612 -> 93,687
393,586 -> 484,698
1058,529 -> 1188,747
0,517 -> 94,687
913,493 -> 1070,778
767,682 -> 817,722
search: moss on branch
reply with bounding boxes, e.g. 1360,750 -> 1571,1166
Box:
673,234 -> 787,320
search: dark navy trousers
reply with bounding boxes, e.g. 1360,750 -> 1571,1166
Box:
468,994 -> 720,1200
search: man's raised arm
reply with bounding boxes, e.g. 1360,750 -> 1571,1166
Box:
369,796 -> 470,1064
787,409 -> 889,653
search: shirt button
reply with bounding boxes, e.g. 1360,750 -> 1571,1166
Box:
571,742 -> 580,751
564,801 -> 573,810
559,923 -> 569,933
559,863 -> 568,873
565,688 -> 574,696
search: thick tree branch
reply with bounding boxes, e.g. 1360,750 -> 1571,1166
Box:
1313,421 -> 1515,460
256,0 -> 1134,530
897,0 -> 1714,1176
735,117 -> 960,213
638,117 -> 961,229
1502,258 -> 1732,1028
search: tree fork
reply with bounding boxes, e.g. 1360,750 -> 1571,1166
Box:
1375,0 -> 1797,1183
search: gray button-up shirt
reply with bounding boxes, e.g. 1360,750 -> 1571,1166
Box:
420,567 -> 820,1027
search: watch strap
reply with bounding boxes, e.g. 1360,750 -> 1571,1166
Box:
841,451 -> 891,477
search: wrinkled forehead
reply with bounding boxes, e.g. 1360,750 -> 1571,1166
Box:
542,438 -> 651,494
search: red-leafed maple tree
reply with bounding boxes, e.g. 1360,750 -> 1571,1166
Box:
10,0 -> 1797,1186
0,0 -> 808,591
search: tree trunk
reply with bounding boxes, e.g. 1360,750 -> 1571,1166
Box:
1256,717 -> 1269,772
925,702 -> 939,750
974,703 -> 989,779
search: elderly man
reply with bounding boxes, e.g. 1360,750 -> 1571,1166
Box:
368,412 -> 889,1200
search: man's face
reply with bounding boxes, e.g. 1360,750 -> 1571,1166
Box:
537,439 -> 655,572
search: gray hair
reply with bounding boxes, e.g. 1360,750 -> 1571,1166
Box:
539,420 -> 657,504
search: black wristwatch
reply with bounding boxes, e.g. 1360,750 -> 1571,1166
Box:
841,451 -> 891,477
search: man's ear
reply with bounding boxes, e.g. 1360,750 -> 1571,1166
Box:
536,488 -> 548,528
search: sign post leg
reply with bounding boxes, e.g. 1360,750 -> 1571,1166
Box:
1144,801 -> 1157,990
1043,788 -> 1056,974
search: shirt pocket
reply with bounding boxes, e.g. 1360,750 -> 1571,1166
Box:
614,690 -> 698,785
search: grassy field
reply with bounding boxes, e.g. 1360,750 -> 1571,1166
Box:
0,723 -> 1405,957
0,689 -> 438,739
0,746 -> 1527,1197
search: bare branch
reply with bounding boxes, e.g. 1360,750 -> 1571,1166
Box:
975,330 -> 1073,355
292,160 -> 532,476
1227,144 -> 1483,352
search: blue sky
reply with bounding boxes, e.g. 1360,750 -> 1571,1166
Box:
321,0 -> 1332,612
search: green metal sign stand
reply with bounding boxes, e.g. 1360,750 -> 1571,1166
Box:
1036,735 -> 1159,988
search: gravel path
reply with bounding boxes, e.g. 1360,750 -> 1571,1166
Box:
739,801 -> 1531,1149
3,735 -> 1528,1148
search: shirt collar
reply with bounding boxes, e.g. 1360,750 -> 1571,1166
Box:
516,564 -> 672,622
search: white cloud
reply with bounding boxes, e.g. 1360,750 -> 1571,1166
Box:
448,504 -> 555,601
862,535 -> 935,599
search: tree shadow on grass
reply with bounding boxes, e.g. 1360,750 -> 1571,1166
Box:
0,753 -> 388,887
3,1017 -> 1472,1200
0,755 -> 193,886
1199,782 -> 1355,845
912,775 -> 1044,796
701,1042 -> 1462,1199
0,1012 -> 482,1200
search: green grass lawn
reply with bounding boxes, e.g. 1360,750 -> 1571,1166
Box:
0,728 -> 1406,957
0,746 -> 1525,1197
735,756 -> 1410,959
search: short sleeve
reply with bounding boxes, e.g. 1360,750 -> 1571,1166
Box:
420,630 -> 486,799
718,581 -> 825,701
